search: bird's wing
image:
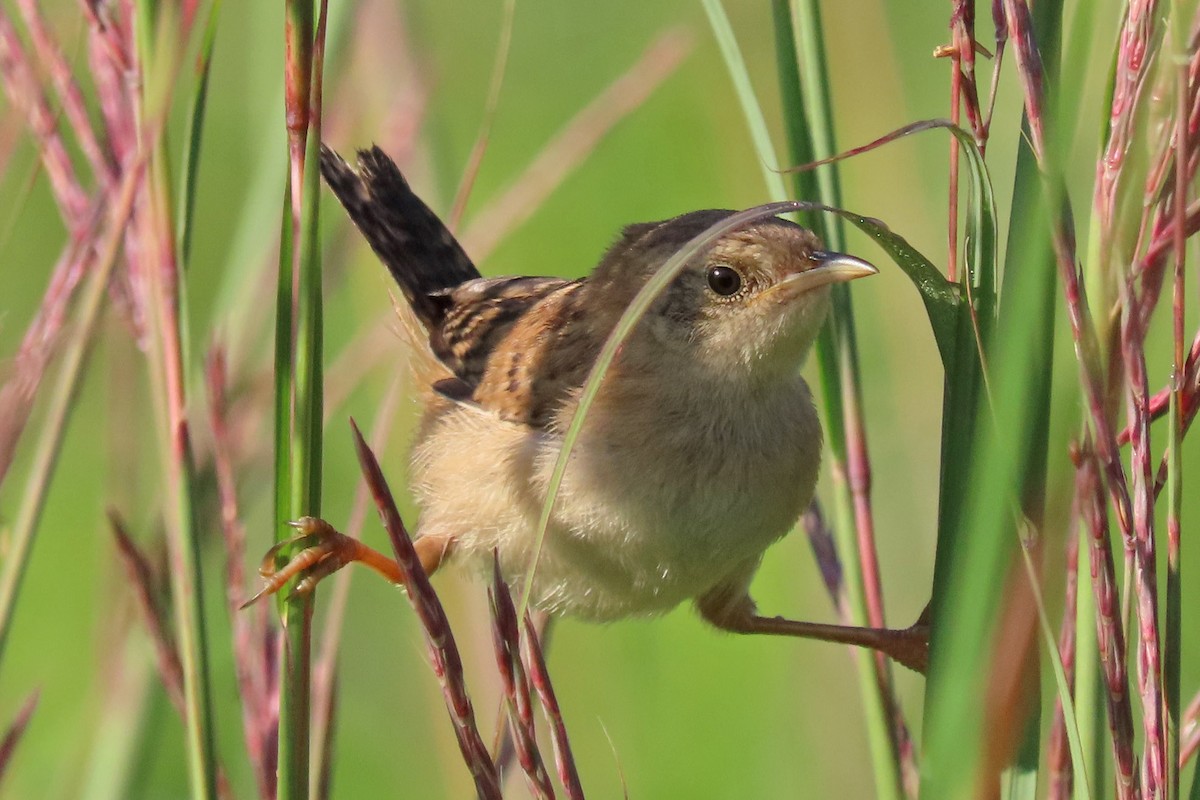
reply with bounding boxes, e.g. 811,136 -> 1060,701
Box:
429,276 -> 596,426
436,277 -> 598,427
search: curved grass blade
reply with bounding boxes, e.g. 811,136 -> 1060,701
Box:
701,0 -> 788,202
176,0 -> 222,264
787,118 -> 997,368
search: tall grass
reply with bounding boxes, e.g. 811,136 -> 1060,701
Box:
0,1 -> 1197,798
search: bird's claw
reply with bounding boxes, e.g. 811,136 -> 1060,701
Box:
240,516 -> 353,609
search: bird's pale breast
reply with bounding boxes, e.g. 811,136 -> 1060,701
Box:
409,370 -> 822,621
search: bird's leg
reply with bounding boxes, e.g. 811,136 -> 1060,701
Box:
241,516 -> 455,608
697,589 -> 930,674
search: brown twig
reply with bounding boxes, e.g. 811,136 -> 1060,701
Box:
489,555 -> 555,799
523,609 -> 585,800
350,419 -> 502,799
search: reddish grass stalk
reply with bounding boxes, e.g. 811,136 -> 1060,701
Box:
1076,445 -> 1140,799
1123,35 -> 1200,337
139,84 -> 220,800
1115,326 -> 1200,445
284,0 -> 314,238
522,610 -> 584,800
0,224 -> 99,486
13,0 -> 115,186
841,370 -> 885,636
801,502 -> 847,614
943,0 -> 990,284
1183,730 -> 1199,771
108,512 -> 186,714
1094,0 -> 1164,234
984,1 -> 1008,132
1003,0 -> 1139,594
0,690 -> 38,787
801,502 -> 917,797
0,10 -> 88,225
950,1 -> 986,142
1119,308 -> 1167,797
109,511 -> 235,800
835,367 -> 917,795
0,0 -> 125,487
489,557 -> 555,799
1003,3 -> 1142,666
349,420 -> 502,799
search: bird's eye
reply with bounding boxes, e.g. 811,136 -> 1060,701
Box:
706,265 -> 742,296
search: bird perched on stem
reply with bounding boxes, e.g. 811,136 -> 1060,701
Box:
248,144 -> 929,673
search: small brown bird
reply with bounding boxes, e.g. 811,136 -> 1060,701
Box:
251,145 -> 928,673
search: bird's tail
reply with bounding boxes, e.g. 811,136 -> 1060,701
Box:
319,144 -> 481,328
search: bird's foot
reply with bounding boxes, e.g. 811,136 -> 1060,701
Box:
242,517 -> 455,609
698,589 -> 932,674
241,517 -> 363,608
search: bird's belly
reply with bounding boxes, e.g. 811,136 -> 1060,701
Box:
410,387 -> 820,621
530,436 -> 815,619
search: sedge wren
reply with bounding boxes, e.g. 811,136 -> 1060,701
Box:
249,145 -> 929,673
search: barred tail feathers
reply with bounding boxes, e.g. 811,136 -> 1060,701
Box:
319,144 -> 481,327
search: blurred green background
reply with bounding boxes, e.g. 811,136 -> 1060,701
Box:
1,0 -> 1194,797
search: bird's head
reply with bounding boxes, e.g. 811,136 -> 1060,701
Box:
586,210 -> 877,382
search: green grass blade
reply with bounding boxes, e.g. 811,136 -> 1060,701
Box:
1166,5 -> 1191,797
176,0 -> 222,265
700,0 -> 787,203
842,200 -> 957,360
788,0 -> 844,246
132,5 -> 219,796
999,2 -> 1063,795
273,180 -> 295,573
275,0 -> 327,795
774,2 -> 907,795
915,99 -> 1003,800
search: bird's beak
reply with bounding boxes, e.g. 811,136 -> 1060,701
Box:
775,250 -> 878,297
